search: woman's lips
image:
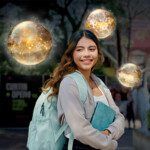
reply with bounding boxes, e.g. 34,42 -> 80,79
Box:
81,59 -> 93,64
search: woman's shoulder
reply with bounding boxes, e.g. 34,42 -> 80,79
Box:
59,74 -> 79,96
60,71 -> 85,86
60,74 -> 77,87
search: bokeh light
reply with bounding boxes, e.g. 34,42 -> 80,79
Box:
85,9 -> 116,39
117,63 -> 142,88
7,21 -> 52,65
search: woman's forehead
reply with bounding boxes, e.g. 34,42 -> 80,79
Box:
76,37 -> 96,46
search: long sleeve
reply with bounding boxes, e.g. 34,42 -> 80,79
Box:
57,76 -> 117,150
93,75 -> 125,141
102,87 -> 125,140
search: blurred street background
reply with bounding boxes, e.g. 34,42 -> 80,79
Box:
0,0 -> 150,149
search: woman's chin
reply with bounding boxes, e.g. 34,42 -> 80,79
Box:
78,67 -> 92,72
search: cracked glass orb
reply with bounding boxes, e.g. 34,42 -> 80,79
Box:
85,9 -> 116,39
117,63 -> 142,88
7,21 -> 52,65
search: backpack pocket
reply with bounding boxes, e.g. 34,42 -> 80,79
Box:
27,120 -> 37,149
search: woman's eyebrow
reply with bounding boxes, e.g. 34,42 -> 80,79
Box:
76,45 -> 96,48
89,46 -> 96,48
75,46 -> 84,49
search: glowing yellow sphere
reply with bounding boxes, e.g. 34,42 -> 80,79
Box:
117,63 -> 142,88
85,9 -> 116,39
7,21 -> 52,65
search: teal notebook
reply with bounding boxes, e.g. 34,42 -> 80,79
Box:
91,101 -> 116,131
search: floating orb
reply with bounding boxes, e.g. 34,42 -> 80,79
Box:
84,9 -> 116,39
7,21 -> 52,65
117,63 -> 142,88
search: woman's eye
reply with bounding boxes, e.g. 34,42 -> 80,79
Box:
89,48 -> 95,51
76,49 -> 82,52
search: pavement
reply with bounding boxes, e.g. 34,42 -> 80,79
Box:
0,128 -> 28,150
118,129 -> 133,150
0,128 -> 133,150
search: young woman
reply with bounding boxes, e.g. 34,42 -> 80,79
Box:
43,30 -> 125,150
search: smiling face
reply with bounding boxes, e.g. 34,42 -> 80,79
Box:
73,36 -> 98,73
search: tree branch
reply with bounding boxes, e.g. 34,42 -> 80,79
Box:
132,9 -> 146,19
76,0 -> 89,30
65,0 -> 73,7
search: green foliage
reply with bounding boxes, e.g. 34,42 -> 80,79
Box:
93,68 -> 104,77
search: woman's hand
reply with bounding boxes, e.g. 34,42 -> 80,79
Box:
101,129 -> 111,135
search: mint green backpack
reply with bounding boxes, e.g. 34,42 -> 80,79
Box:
27,72 -> 88,150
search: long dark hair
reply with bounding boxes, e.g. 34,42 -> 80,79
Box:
42,29 -> 104,96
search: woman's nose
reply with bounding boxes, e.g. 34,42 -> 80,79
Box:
83,49 -> 90,57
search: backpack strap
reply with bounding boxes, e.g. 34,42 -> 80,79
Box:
55,123 -> 73,150
68,133 -> 74,150
68,71 -> 88,103
55,123 -> 68,142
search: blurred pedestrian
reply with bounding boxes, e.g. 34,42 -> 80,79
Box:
126,91 -> 135,128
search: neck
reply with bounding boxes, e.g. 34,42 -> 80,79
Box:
77,69 -> 91,83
